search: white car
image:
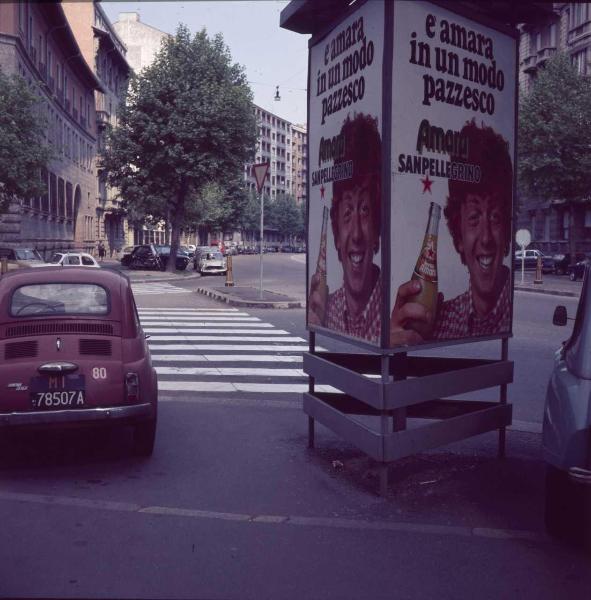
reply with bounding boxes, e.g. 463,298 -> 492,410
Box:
47,252 -> 100,268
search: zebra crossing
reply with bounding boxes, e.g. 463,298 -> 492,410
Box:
139,307 -> 333,399
132,282 -> 191,296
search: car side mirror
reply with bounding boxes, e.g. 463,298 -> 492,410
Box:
553,305 -> 567,326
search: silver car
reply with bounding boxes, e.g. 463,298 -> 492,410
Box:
544,263 -> 591,548
198,250 -> 227,276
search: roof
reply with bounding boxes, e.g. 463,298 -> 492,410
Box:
0,266 -> 129,288
280,0 -> 557,35
39,2 -> 105,93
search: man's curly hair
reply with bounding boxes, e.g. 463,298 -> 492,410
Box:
330,113 -> 382,256
445,120 -> 513,264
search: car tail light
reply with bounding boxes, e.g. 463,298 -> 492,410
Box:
125,372 -> 140,403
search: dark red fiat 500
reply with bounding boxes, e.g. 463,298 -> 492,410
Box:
0,267 -> 158,455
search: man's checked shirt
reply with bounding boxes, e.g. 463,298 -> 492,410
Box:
325,271 -> 382,344
433,267 -> 511,340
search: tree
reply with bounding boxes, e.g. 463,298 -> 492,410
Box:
518,52 -> 591,256
0,69 -> 52,213
100,25 -> 257,270
269,194 -> 301,244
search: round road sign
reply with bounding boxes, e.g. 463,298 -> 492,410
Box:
515,229 -> 531,248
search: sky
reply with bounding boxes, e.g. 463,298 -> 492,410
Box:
100,0 -> 310,125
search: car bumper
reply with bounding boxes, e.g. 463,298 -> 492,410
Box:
0,402 -> 154,427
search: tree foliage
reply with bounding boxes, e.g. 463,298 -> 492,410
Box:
0,69 -> 52,213
268,194 -> 302,241
518,52 -> 591,203
100,25 -> 257,270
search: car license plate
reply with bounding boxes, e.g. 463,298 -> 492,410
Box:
30,374 -> 86,410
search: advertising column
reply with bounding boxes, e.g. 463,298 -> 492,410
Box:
388,1 -> 517,349
307,0 -> 385,347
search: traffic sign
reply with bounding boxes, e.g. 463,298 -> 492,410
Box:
515,229 -> 531,248
253,162 -> 270,194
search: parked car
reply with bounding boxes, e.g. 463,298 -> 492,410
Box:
180,245 -> 195,258
0,247 -> 45,270
0,267 -> 158,455
120,245 -> 138,267
568,253 -> 591,281
128,244 -> 189,271
198,250 -> 227,276
47,252 -> 100,268
514,249 -> 554,273
543,262 -> 591,548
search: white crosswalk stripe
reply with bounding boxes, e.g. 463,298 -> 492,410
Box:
132,282 -> 191,295
138,308 -> 333,397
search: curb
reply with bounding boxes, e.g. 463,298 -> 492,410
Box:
514,285 -> 579,298
195,287 -> 303,309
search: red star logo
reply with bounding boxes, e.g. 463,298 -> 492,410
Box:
421,175 -> 433,194
320,184 -> 325,199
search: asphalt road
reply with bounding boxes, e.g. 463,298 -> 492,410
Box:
0,255 -> 589,599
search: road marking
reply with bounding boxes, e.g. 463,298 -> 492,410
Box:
142,322 -> 274,328
144,329 -> 292,335
155,366 -> 305,376
140,312 -> 252,318
158,381 -> 337,393
147,344 -> 311,352
148,335 -> 306,342
132,283 -> 191,295
150,354 -> 303,363
0,490 -> 548,543
145,316 -> 262,321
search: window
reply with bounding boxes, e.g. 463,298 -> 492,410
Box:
585,209 -> 591,227
570,3 -> 589,28
572,48 -> 589,74
11,284 -> 109,316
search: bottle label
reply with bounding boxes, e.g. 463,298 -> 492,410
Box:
413,234 -> 437,282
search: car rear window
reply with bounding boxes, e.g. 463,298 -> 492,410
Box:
10,283 -> 109,317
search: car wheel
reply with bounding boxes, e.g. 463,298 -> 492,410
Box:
545,464 -> 591,548
570,271 -> 577,281
132,419 -> 156,457
556,267 -> 564,276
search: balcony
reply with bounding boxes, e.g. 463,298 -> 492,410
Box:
536,46 -> 556,67
521,53 -> 537,73
96,110 -> 109,129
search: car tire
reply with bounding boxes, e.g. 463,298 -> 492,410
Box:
570,271 -> 577,281
545,464 -> 591,549
555,267 -> 564,276
132,419 -> 156,457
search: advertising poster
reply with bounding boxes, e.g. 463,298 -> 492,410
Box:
388,1 -> 516,348
307,0 -> 385,347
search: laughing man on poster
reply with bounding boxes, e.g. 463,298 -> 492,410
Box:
390,119 -> 512,344
308,112 -> 383,343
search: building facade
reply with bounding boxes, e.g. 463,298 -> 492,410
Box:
0,1 -> 102,256
518,2 -> 591,255
291,123 -> 308,206
110,11 -> 170,247
62,0 -> 131,257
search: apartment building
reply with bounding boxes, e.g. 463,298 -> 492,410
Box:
518,2 -> 591,255
0,1 -> 102,256
62,0 -> 131,257
291,123 -> 308,206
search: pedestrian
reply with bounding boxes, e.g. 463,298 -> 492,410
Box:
98,241 -> 106,262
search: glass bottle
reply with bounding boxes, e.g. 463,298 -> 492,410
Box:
408,201 -> 441,338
